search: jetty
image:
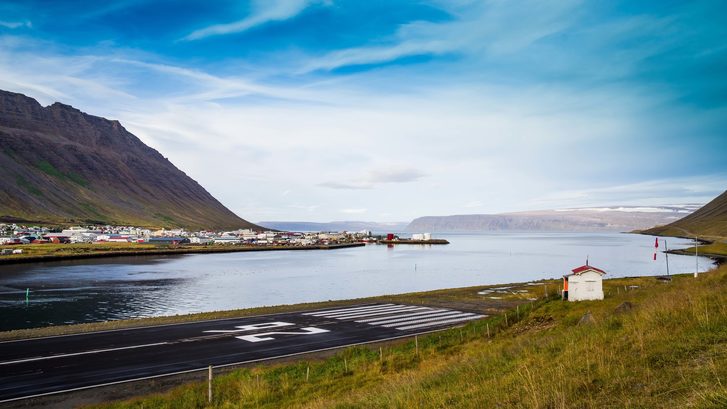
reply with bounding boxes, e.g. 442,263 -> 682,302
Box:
378,239 -> 449,245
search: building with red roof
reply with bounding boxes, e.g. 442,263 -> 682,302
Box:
562,263 -> 606,302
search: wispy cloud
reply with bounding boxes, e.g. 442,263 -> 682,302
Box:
531,175 -> 727,209
183,0 -> 323,41
299,0 -> 580,72
319,168 -> 427,190
0,20 -> 32,29
340,208 -> 367,214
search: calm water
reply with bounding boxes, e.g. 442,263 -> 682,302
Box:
0,233 -> 712,330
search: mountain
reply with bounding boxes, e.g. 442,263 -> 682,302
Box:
257,220 -> 409,233
642,191 -> 727,239
406,206 -> 700,233
0,89 -> 260,230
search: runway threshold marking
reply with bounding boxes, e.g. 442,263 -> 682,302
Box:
0,342 -> 169,366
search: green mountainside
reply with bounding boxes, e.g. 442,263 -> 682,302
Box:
643,190 -> 727,239
0,90 -> 260,230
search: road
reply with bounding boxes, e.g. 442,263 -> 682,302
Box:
0,303 -> 484,403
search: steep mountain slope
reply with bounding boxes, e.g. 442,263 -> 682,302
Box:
642,190 -> 727,238
406,206 -> 698,233
0,90 -> 260,230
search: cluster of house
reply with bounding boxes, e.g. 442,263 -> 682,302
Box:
0,223 -> 372,247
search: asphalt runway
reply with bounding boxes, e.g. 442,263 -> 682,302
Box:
0,303 -> 484,403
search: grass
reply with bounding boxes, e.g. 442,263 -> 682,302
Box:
670,241 -> 727,260
0,242 -> 158,259
0,243 -> 366,266
16,175 -> 44,197
36,160 -> 90,187
85,266 -> 727,409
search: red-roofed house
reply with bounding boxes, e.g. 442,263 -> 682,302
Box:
562,264 -> 606,302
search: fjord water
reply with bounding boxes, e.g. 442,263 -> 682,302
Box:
0,233 -> 713,330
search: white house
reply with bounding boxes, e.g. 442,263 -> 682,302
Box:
563,264 -> 606,302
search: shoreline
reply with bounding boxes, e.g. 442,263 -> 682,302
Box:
0,242 -> 365,265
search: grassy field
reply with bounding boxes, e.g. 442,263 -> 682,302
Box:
0,242 -> 158,258
0,242 -> 363,264
671,241 -> 727,259
83,267 -> 727,409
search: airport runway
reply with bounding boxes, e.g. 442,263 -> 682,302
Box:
0,303 -> 484,403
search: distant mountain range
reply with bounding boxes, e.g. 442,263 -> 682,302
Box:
405,205 -> 701,233
257,221 -> 409,233
0,89 -> 260,230
642,191 -> 727,239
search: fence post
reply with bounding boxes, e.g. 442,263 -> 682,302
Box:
415,335 -> 419,355
208,365 -> 212,403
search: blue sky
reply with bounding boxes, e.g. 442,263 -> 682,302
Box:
1,0 -> 726,222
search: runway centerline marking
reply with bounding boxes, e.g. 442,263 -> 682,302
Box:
0,342 -> 169,366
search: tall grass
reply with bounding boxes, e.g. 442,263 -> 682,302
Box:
89,267 -> 727,409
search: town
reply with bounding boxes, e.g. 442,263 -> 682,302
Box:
0,223 -> 376,250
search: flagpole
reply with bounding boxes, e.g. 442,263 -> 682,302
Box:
664,240 -> 670,276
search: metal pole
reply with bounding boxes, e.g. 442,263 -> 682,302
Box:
695,237 -> 699,278
208,365 -> 212,403
665,240 -> 670,276
25,288 -> 29,306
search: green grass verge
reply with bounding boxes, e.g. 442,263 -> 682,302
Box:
672,241 -> 727,260
85,267 -> 727,409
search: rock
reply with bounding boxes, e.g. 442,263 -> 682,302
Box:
578,311 -> 596,326
614,301 -> 634,314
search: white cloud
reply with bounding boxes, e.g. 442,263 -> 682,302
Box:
340,208 -> 367,214
318,167 -> 427,190
0,21 -> 31,29
183,0 -> 324,41
531,175 -> 727,209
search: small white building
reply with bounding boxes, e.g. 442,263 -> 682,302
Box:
563,264 -> 605,302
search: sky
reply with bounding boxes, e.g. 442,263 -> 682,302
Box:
1,0 -> 726,223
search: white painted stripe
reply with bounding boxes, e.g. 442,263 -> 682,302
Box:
355,309 -> 450,323
382,313 -> 475,328
307,304 -> 403,317
302,304 -> 393,316
326,306 -> 428,320
312,304 -> 412,318
0,342 -> 169,366
395,315 -> 485,330
364,311 -> 466,326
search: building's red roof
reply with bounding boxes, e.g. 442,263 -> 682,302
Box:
569,265 -> 606,275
